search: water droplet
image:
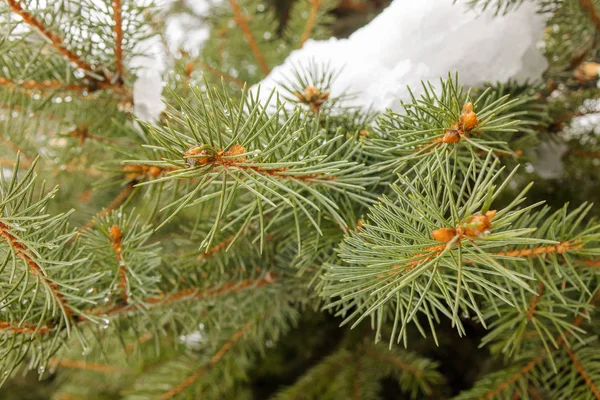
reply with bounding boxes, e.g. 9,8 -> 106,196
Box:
37,365 -> 45,374
100,318 -> 110,329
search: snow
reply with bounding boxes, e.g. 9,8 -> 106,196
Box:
132,0 -> 216,122
255,0 -> 548,112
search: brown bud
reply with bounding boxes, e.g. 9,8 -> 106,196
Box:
109,225 -> 122,244
459,102 -> 479,132
460,210 -> 496,237
148,166 -> 162,177
441,129 -> 461,144
431,228 -> 457,243
574,62 -> 600,82
222,144 -> 248,164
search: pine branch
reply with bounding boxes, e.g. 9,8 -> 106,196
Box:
158,321 -> 252,399
91,274 -> 278,319
0,221 -> 74,316
563,345 -> 600,399
228,0 -> 270,75
4,0 -> 99,76
109,224 -> 129,303
197,60 -> 245,88
526,282 -> 544,321
299,0 -> 323,47
78,183 -> 136,233
580,0 -> 600,31
50,359 -> 129,374
113,0 -> 124,78
0,77 -> 90,93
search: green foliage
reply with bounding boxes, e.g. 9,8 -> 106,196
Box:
2,0 -> 600,398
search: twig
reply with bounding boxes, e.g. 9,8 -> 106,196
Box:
228,0 -> 270,75
527,282 -> 545,321
109,225 -> 129,303
563,346 -> 600,399
113,0 -> 124,78
300,0 -> 323,47
158,322 -> 253,399
78,183 -> 135,233
50,358 -> 129,374
197,61 -> 245,88
5,0 -> 96,73
0,220 -> 74,316
580,0 -> 600,30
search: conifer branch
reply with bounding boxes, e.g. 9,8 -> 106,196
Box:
0,77 -> 90,92
0,220 -> 74,316
227,0 -> 270,75
365,347 -> 423,378
109,225 -> 129,303
481,294 -> 600,398
50,359 -> 129,374
4,0 -> 96,73
526,282 -> 544,321
92,274 -> 278,318
158,322 -> 253,399
113,0 -> 124,78
79,183 -> 136,233
0,321 -> 50,335
299,0 -> 323,47
580,0 -> 600,31
197,61 -> 245,88
563,345 -> 600,399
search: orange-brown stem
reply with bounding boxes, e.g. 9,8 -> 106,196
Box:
483,293 -> 600,399
184,145 -> 336,183
527,282 -> 545,321
158,322 -> 253,399
86,273 -> 278,319
50,358 -> 129,374
6,0 -> 96,73
495,241 -> 584,258
299,0 -> 323,47
581,0 -> 600,30
0,221 -> 73,316
563,345 -> 600,399
0,77 -> 90,92
109,225 -> 128,303
228,0 -> 270,75
78,183 -> 135,233
0,321 -> 50,335
364,348 -> 422,377
113,0 -> 124,77
197,61 -> 245,88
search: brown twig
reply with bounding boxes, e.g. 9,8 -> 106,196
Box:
580,0 -> 600,30
482,293 -> 600,399
0,77 -> 90,92
85,273 -> 278,320
0,321 -> 50,335
197,61 -> 245,88
228,0 -> 270,75
78,183 -> 135,233
299,0 -> 323,47
527,282 -> 545,321
563,346 -> 600,399
50,358 -> 129,374
109,225 -> 129,303
365,348 -> 422,378
113,0 -> 124,78
5,0 -> 96,73
0,221 -> 73,316
158,322 -> 253,399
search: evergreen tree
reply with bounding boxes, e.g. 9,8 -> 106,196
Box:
1,0 -> 600,399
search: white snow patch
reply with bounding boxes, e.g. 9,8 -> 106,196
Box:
255,0 -> 548,112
